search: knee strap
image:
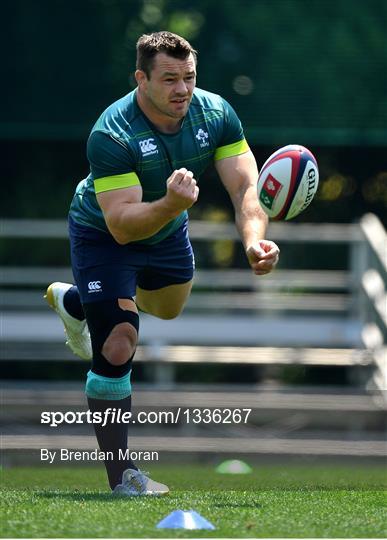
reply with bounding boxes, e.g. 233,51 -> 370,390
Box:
83,299 -> 139,378
85,370 -> 132,400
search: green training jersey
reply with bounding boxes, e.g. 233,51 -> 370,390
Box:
69,87 -> 249,244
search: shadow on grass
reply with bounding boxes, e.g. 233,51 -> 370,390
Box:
37,490 -> 263,509
211,501 -> 262,509
37,490 -> 119,502
35,483 -> 386,504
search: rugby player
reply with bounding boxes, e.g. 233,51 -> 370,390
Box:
46,31 -> 280,496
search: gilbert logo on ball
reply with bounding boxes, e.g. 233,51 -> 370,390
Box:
257,145 -> 319,220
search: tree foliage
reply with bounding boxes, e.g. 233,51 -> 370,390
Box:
3,0 -> 387,144
2,0 -> 386,223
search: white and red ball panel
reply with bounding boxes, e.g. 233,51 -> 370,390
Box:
257,145 -> 319,220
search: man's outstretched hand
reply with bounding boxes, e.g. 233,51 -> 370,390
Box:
246,240 -> 280,275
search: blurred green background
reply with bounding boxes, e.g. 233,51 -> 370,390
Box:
1,0 -> 386,422
2,0 -> 386,224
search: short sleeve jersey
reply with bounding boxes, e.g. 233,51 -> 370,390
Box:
69,87 -> 249,245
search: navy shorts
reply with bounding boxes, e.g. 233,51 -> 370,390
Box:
69,217 -> 195,304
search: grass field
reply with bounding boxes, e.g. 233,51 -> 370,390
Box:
1,464 -> 386,538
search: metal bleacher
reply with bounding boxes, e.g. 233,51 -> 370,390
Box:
1,214 -> 386,460
1,213 -> 386,393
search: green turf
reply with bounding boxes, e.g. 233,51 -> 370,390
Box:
1,464 -> 386,538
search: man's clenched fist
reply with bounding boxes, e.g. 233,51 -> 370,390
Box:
165,168 -> 199,214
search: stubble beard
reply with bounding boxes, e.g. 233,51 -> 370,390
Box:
148,92 -> 190,120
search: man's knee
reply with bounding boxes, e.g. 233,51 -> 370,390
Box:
102,322 -> 137,366
136,281 -> 192,321
156,305 -> 183,320
138,301 -> 183,320
83,299 -> 140,376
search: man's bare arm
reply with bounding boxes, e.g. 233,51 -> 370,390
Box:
215,151 -> 280,275
97,168 -> 198,244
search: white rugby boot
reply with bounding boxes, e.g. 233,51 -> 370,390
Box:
112,469 -> 169,497
45,282 -> 92,360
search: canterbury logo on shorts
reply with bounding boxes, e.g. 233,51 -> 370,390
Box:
88,281 -> 102,293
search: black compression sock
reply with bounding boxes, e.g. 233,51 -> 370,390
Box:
87,395 -> 138,489
63,286 -> 85,321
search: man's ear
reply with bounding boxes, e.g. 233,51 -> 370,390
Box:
135,69 -> 147,86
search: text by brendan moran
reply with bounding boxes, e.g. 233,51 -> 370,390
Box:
40,448 -> 159,464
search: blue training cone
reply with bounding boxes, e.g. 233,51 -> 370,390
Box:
156,510 -> 216,530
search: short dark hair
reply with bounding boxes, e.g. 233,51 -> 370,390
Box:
136,31 -> 197,78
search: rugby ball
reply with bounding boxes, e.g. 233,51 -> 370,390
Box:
257,145 -> 319,220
